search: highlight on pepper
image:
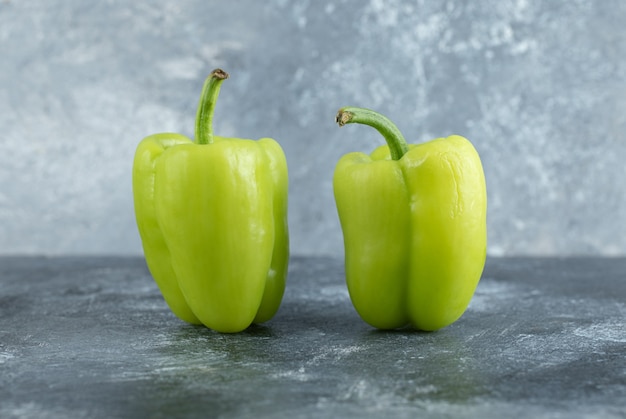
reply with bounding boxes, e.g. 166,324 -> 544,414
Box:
333,106 -> 487,331
132,69 -> 289,333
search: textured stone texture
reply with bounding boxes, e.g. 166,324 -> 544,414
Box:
0,256 -> 625,418
1,0 -> 626,256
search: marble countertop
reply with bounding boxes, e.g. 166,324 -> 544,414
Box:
1,256 -> 625,418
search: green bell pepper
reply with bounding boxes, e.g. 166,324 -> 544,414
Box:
333,107 -> 487,331
132,69 -> 289,333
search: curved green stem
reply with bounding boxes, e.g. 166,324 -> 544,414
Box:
335,107 -> 409,160
195,68 -> 229,145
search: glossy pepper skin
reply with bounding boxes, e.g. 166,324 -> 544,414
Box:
133,69 -> 289,333
333,107 -> 486,331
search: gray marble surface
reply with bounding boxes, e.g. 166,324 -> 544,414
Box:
1,1 -> 626,257
1,256 -> 624,418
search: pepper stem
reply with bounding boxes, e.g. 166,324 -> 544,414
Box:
335,107 -> 409,160
195,69 -> 229,145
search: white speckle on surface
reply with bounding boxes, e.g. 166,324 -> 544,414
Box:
307,344 -> 363,366
572,320 -> 626,343
0,351 -> 15,364
271,366 -> 311,382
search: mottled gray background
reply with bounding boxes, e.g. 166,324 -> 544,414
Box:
1,0 -> 625,257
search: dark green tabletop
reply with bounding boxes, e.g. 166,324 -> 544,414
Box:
1,256 -> 624,418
